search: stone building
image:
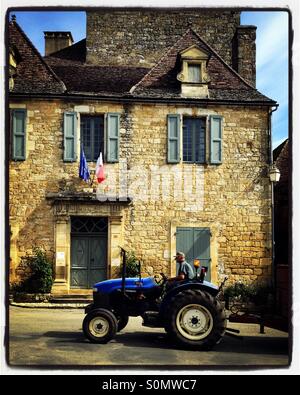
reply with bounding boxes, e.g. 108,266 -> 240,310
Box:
8,9 -> 277,295
273,139 -> 289,319
273,139 -> 289,266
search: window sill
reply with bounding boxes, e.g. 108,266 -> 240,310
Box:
182,161 -> 206,165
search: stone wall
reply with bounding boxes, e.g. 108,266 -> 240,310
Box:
9,99 -> 272,287
86,9 -> 241,68
232,26 -> 257,87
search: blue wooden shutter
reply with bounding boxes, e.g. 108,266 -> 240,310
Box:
193,228 -> 211,281
63,112 -> 77,162
176,227 -> 194,261
210,115 -> 223,164
167,114 -> 180,163
12,109 -> 26,160
106,113 -> 120,163
176,227 -> 211,281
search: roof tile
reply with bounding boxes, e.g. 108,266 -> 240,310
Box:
9,21 -> 65,94
9,22 -> 275,105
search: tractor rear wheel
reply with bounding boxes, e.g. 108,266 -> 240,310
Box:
165,289 -> 226,350
83,308 -> 118,344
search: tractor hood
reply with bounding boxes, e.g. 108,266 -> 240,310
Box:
93,277 -> 157,294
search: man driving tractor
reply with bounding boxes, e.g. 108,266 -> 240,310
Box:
83,247 -> 227,349
167,251 -> 194,283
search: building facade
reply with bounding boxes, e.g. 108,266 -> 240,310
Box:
8,10 -> 277,294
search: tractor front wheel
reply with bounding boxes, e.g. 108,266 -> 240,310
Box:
165,289 -> 226,350
83,308 -> 118,344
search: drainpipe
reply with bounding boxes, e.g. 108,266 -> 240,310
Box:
268,105 -> 279,290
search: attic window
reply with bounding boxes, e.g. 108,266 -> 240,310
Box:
188,64 -> 201,83
177,45 -> 210,98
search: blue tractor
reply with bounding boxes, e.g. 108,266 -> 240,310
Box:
83,248 -> 227,350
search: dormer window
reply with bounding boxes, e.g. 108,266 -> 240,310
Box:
177,45 -> 210,98
188,63 -> 201,83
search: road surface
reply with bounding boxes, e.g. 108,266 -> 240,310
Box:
8,306 -> 289,368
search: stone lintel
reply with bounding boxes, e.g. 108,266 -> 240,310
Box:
46,192 -> 132,204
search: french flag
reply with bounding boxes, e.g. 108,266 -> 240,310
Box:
95,152 -> 105,183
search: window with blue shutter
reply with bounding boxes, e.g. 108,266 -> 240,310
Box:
210,115 -> 223,164
167,114 -> 181,163
12,109 -> 26,161
106,113 -> 120,163
176,227 -> 211,281
63,112 -> 77,162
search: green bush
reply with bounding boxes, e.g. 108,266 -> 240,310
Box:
224,282 -> 273,306
15,248 -> 53,294
118,251 -> 140,278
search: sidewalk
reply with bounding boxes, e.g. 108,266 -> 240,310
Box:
10,301 -> 89,309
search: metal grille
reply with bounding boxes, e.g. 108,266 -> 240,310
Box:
71,217 -> 108,234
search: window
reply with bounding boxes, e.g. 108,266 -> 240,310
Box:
80,116 -> 104,162
183,117 -> 206,163
188,64 -> 201,83
63,112 -> 120,163
177,45 -> 210,98
11,109 -> 26,160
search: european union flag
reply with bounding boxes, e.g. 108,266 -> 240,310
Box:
79,147 -> 90,182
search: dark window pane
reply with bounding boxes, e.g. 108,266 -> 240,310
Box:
195,120 -> 205,163
93,117 -> 104,160
81,116 -> 104,161
183,117 -> 206,163
183,121 -> 193,162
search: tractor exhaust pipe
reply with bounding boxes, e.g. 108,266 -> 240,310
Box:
121,248 -> 126,296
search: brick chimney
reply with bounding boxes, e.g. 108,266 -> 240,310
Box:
232,25 -> 257,87
44,31 -> 74,56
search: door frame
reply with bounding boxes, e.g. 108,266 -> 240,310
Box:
70,216 -> 108,289
52,199 -> 125,295
170,221 -> 219,284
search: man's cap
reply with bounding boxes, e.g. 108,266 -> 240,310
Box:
174,251 -> 185,258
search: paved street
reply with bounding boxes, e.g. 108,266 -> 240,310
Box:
8,306 -> 289,368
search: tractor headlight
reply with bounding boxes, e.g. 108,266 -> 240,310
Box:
92,287 -> 98,293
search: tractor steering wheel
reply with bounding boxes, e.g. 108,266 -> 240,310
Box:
154,272 -> 168,285
160,272 -> 168,283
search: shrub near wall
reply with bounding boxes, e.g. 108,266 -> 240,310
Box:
12,248 -> 54,302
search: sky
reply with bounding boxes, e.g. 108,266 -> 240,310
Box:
9,10 -> 289,149
241,11 -> 289,149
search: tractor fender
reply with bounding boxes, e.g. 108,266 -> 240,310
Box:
159,281 -> 219,315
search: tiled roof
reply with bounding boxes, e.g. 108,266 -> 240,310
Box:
9,20 -> 65,94
274,138 -> 289,162
131,29 -> 274,103
46,62 -> 149,95
9,21 -> 275,105
45,39 -> 86,64
45,40 -> 149,94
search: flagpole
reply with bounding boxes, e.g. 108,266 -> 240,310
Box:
89,169 -> 95,186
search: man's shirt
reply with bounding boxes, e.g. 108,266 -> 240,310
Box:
178,260 -> 194,279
